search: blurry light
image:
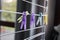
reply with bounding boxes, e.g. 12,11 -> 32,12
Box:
3,0 -> 13,3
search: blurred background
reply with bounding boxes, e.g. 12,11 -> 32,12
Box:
0,0 -> 48,40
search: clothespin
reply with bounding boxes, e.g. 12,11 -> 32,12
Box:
17,11 -> 29,23
20,11 -> 26,30
17,11 -> 29,30
30,13 -> 35,36
43,13 -> 48,25
36,12 -> 43,25
30,13 -> 35,28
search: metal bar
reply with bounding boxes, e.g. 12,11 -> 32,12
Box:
24,32 -> 45,40
23,0 -> 46,8
0,10 -> 46,16
30,0 -> 37,37
0,26 -> 44,37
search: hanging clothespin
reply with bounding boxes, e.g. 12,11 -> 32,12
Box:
17,11 -> 29,23
30,13 -> 35,36
30,13 -> 35,28
17,11 -> 29,30
20,11 -> 26,30
36,12 -> 43,26
43,13 -> 48,25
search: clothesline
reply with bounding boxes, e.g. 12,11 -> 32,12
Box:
0,10 -> 47,16
23,0 -> 46,8
24,32 -> 45,40
0,26 -> 44,37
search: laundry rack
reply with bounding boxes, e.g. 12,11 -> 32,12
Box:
0,0 -> 48,40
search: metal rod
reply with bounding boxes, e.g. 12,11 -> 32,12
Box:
0,10 -> 22,14
0,26 -> 44,37
0,10 -> 46,16
24,32 -> 45,40
23,0 -> 46,8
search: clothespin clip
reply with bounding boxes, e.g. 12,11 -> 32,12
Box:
30,13 -> 35,28
17,11 -> 29,23
36,12 -> 43,25
17,11 -> 29,30
30,13 -> 35,36
43,13 -> 48,25
20,11 -> 26,30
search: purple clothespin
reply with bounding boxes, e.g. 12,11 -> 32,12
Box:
30,13 -> 35,27
20,11 -> 26,30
